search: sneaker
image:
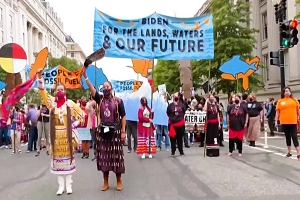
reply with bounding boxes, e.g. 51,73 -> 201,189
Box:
141,153 -> 146,159
11,151 -> 15,155
171,153 -> 175,157
5,146 -> 8,149
166,148 -> 170,152
157,147 -> 161,151
26,150 -> 31,153
18,150 -> 22,153
180,153 -> 185,156
127,150 -> 131,153
148,154 -> 153,159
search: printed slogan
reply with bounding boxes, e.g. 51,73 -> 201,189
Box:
93,9 -> 214,60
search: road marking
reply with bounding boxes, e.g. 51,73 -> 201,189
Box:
222,132 -> 299,159
274,152 -> 298,160
259,136 -> 282,139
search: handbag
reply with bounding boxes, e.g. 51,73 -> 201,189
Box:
96,97 -> 121,140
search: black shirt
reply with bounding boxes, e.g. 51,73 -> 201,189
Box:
246,102 -> 263,117
38,106 -> 50,122
227,104 -> 248,130
167,102 -> 186,123
93,92 -> 126,118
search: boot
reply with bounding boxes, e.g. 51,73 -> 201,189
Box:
65,175 -> 73,195
101,172 -> 109,191
82,152 -> 86,159
56,176 -> 65,195
116,173 -> 123,191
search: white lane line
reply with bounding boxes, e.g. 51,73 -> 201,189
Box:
222,132 -> 299,159
274,152 -> 298,160
223,132 -> 296,152
223,139 -> 274,153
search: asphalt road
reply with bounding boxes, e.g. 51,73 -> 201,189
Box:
1,133 -> 300,200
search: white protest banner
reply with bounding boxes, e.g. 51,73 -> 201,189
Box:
184,110 -> 206,131
77,128 -> 91,141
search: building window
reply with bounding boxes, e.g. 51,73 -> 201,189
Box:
0,8 -> 2,20
10,36 -> 13,42
71,53 -> 74,57
262,54 -> 269,82
0,31 -> 3,43
71,45 -> 74,50
22,33 -> 25,45
9,15 -> 13,27
261,12 -> 268,40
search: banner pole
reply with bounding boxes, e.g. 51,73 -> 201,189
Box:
149,60 -> 154,156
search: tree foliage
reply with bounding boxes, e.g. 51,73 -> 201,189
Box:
296,0 -> 300,19
24,89 -> 42,105
154,60 -> 180,94
48,56 -> 88,100
192,0 -> 263,97
0,67 -> 7,82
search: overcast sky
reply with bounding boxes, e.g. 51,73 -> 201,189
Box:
47,0 -> 206,81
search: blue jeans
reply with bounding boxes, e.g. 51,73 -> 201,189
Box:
27,125 -> 38,151
0,127 -> 8,146
156,125 -> 170,149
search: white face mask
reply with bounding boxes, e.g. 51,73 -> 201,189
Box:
285,91 -> 291,96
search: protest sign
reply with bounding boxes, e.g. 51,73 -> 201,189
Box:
185,110 -> 206,131
77,128 -> 91,141
27,65 -> 83,89
158,84 -> 166,94
93,9 -> 214,60
112,79 -> 143,93
111,79 -> 134,93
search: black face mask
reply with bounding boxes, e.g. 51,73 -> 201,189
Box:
103,89 -> 111,97
235,100 -> 239,104
249,98 -> 253,101
142,102 -> 147,106
174,97 -> 179,102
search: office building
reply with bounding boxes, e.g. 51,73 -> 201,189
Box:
0,0 -> 67,81
195,0 -> 300,100
65,35 -> 86,65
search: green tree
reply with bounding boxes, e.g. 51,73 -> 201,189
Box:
48,56 -> 88,100
0,67 -> 7,82
296,0 -> 300,19
24,89 -> 42,105
192,0 -> 263,97
154,60 -> 180,94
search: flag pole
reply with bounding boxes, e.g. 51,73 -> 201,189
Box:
149,60 -> 154,155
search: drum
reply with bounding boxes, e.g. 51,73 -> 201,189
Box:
206,145 -> 220,157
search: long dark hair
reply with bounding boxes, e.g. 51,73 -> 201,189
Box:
281,86 -> 293,99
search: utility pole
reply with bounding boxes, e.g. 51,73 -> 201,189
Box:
271,0 -> 298,91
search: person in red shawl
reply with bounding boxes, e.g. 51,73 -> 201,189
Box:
167,92 -> 186,156
227,94 -> 248,157
136,97 -> 156,159
78,97 -> 89,159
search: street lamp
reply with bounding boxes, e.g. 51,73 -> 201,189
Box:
126,65 -> 139,81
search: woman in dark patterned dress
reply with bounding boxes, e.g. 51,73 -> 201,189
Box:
203,94 -> 221,156
82,69 -> 126,191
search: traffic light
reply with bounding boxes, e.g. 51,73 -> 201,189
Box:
270,51 -> 279,66
281,20 -> 299,47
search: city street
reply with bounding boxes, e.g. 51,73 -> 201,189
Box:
1,133 -> 300,200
